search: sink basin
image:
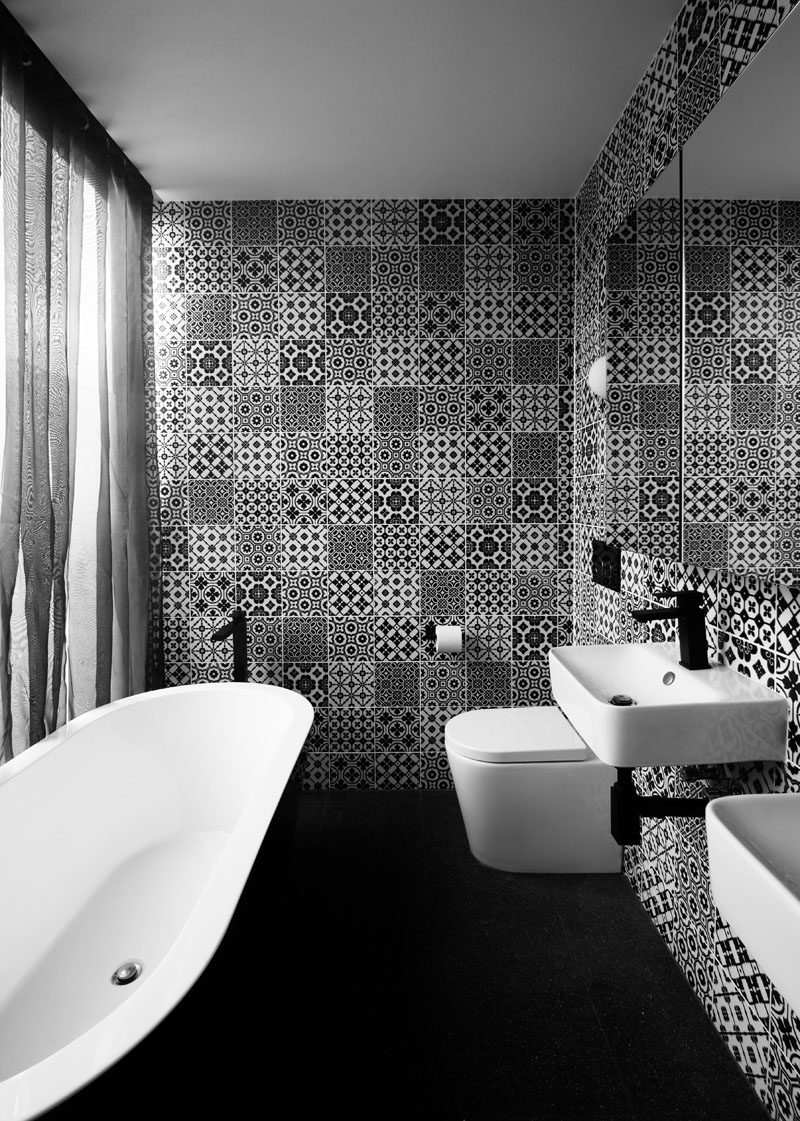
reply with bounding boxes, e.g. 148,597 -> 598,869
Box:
707,794 -> 800,1018
548,642 -> 787,767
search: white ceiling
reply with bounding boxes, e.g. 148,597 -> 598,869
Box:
6,0 -> 684,200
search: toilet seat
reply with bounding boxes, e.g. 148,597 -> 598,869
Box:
445,706 -> 588,763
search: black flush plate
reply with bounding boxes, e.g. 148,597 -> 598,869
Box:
592,539 -> 621,592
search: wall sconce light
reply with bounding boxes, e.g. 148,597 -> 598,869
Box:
587,354 -> 607,400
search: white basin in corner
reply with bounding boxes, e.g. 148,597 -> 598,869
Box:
707,794 -> 800,1018
548,642 -> 787,768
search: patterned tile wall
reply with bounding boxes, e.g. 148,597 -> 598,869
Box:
683,198 -> 800,579
599,548 -> 800,1116
151,198 -> 574,790
606,197 -> 681,557
574,1 -> 800,1116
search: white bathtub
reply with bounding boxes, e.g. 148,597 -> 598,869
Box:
0,683 -> 313,1121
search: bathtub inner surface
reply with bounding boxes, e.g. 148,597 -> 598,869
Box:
0,829 -> 229,1081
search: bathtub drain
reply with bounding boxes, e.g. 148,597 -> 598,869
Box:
111,960 -> 144,986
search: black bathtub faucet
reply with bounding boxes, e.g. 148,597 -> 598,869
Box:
211,607 -> 249,683
630,588 -> 710,671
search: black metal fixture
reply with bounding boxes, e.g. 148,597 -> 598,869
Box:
211,608 -> 248,683
591,539 -> 621,592
610,768 -> 709,845
630,588 -> 711,670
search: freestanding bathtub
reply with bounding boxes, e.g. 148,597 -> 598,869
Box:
0,683 -> 313,1121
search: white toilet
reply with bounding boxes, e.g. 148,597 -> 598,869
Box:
445,706 -> 621,873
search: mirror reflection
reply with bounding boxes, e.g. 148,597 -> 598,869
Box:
682,8 -> 800,581
604,158 -> 681,559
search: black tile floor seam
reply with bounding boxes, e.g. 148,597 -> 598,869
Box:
286,790 -> 769,1120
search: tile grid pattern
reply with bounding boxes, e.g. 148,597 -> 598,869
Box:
151,198 -> 574,791
683,198 -> 800,576
611,550 -> 800,1115
574,1 -> 800,1116
606,197 -> 682,557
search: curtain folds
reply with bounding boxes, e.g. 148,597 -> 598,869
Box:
0,51 -> 154,763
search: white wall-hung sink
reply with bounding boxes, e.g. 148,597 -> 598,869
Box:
707,794 -> 800,1018
549,643 -> 787,768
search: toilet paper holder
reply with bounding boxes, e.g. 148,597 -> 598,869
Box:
424,622 -> 463,655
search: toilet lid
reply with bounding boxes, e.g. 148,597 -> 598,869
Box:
445,706 -> 588,763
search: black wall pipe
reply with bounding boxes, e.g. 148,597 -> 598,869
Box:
610,767 -> 708,846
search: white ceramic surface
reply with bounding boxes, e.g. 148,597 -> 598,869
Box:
549,642 -> 787,768
445,707 -> 621,873
0,683 -> 313,1121
707,793 -> 800,1019
446,706 -> 588,762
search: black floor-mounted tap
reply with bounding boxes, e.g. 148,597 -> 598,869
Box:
630,588 -> 711,670
211,607 -> 248,682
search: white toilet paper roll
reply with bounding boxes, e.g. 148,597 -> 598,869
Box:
435,624 -> 463,654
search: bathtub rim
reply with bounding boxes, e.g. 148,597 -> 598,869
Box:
0,680 -> 311,789
0,682 -> 313,1121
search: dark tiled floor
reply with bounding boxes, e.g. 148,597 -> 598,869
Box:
286,790 -> 768,1121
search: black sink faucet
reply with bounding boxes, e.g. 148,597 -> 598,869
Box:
630,589 -> 710,671
211,607 -> 248,682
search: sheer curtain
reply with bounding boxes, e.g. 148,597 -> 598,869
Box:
0,51 -> 154,762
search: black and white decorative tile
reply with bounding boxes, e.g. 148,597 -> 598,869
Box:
375,707 -> 421,752
465,198 -> 512,244
325,199 -> 371,244
418,524 -> 463,569
466,661 -> 512,708
185,201 -> 231,243
418,199 -> 464,244
277,200 -> 325,245
373,568 -> 419,616
375,751 -> 421,789
371,525 -> 418,570
419,746 -> 455,790
371,199 -> 417,245
573,1 -> 800,1111
513,198 -> 559,242
281,565 -> 327,616
328,708 -> 374,753
155,192 -> 573,814
278,244 -> 325,290
283,617 -> 328,661
329,752 -> 375,790
232,201 -> 276,245
374,616 -> 420,662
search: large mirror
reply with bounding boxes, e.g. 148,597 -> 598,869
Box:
681,7 -> 800,582
604,157 -> 682,559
